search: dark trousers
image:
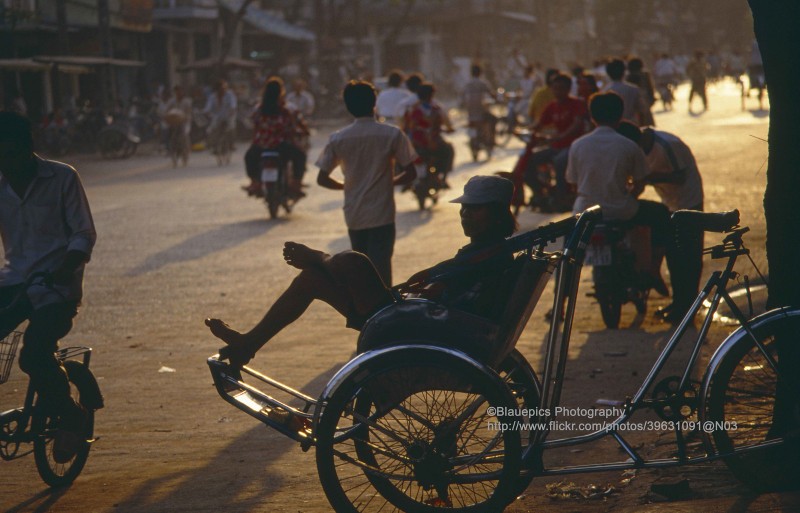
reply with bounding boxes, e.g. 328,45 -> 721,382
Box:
667,203 -> 704,313
244,143 -> 307,182
0,285 -> 79,417
630,199 -> 671,249
689,80 -> 708,109
348,223 -> 396,286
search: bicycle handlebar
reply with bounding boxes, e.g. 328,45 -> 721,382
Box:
0,272 -> 54,314
672,209 -> 740,233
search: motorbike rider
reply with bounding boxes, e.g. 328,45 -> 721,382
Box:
514,73 -> 587,211
566,92 -> 671,296
461,64 -> 496,159
243,77 -> 308,198
401,82 -> 455,188
203,79 -> 238,155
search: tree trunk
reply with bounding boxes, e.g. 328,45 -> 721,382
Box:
750,0 -> 800,309
217,0 -> 257,78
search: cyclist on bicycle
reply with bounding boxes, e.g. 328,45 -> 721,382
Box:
206,175 -> 517,367
243,77 -> 308,198
162,85 -> 193,166
0,111 -> 97,463
461,64 -> 497,155
203,79 -> 238,156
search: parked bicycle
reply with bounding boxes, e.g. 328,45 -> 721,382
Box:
0,273 -> 103,487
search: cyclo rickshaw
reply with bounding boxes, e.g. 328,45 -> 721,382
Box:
208,206 -> 800,512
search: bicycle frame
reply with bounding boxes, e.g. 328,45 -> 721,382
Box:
0,346 -> 93,460
526,226 -> 788,476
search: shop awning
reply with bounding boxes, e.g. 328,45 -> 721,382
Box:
176,57 -> 262,72
218,0 -> 315,42
0,58 -> 91,74
33,55 -> 146,67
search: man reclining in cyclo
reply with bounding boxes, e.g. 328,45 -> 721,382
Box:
206,175 -> 520,366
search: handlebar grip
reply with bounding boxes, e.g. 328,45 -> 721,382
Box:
672,209 -> 739,233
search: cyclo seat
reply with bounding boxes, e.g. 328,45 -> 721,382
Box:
356,252 -> 556,369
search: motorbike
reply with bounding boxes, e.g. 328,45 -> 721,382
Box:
97,118 -> 140,159
259,149 -> 293,219
411,159 -> 443,211
585,222 -> 652,329
467,117 -> 496,162
510,134 -> 575,214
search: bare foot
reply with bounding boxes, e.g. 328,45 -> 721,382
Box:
283,242 -> 328,270
205,318 -> 257,366
205,318 -> 246,345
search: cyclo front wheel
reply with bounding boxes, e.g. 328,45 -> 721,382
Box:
704,312 -> 800,491
33,360 -> 96,487
315,346 -> 521,512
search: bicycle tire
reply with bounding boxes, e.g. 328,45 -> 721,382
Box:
265,184 -> 280,219
705,314 -> 800,491
33,360 -> 95,487
494,118 -> 512,148
496,350 -> 541,496
315,347 -> 521,513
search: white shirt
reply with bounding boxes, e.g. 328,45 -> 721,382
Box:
376,87 -> 414,120
645,130 -> 704,211
203,90 -> 238,130
316,117 -> 417,230
566,126 -> 648,221
654,58 -> 678,80
285,90 -> 315,119
604,80 -> 647,125
0,158 -> 96,307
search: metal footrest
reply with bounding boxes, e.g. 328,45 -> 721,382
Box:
208,356 -> 316,446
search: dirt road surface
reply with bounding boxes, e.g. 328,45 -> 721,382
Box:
2,81 -> 798,512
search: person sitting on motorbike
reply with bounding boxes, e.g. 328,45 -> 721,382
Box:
461,64 -> 496,157
401,82 -> 455,187
244,77 -> 308,198
516,73 -> 587,211
566,91 -> 671,296
205,175 -> 518,367
203,79 -> 238,155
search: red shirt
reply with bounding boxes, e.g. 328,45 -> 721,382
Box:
404,102 -> 443,151
252,106 -> 301,148
538,97 -> 588,149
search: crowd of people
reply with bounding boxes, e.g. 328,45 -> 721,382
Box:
0,41 -> 764,462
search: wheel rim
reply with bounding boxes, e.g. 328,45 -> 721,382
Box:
33,364 -> 94,487
317,359 -> 520,512
707,319 -> 800,490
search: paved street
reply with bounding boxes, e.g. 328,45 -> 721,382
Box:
2,81 -> 797,513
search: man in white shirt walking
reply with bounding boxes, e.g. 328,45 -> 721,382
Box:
316,81 -> 417,285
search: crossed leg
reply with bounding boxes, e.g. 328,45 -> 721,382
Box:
206,242 -> 392,366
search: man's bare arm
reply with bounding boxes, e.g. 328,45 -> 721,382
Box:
393,163 -> 416,186
317,169 -> 344,190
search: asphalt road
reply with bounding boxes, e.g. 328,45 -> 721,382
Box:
2,81 -> 797,513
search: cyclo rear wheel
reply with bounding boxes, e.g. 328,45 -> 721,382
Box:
33,360 -> 95,487
315,346 -> 521,512
705,313 -> 800,491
